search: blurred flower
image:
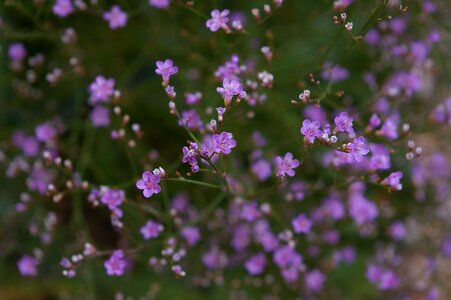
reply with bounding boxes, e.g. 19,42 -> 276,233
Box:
206,10 -> 230,32
17,255 -> 38,277
103,5 -> 128,30
104,250 -> 127,276
140,220 -> 164,240
52,0 -> 74,18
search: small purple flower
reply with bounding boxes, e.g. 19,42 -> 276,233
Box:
181,226 -> 201,246
52,0 -> 74,18
20,136 -> 39,157
348,136 -> 370,162
17,255 -> 38,276
382,171 -> 403,190
389,221 -> 406,240
90,106 -> 110,127
104,250 -> 127,276
27,166 -> 54,195
206,9 -> 230,32
8,43 -> 27,61
178,109 -> 203,130
212,131 -> 236,155
305,269 -> 326,292
369,113 -> 381,129
292,214 -> 312,234
322,62 -> 349,82
140,219 -> 164,239
334,112 -> 354,133
273,246 -> 303,270
275,152 -> 300,178
216,79 -> 246,106
321,197 -> 345,220
379,118 -> 398,140
100,189 -> 125,210
369,144 -> 391,170
149,0 -> 170,9
182,143 -> 200,172
185,92 -> 202,105
136,171 -> 162,198
300,119 -> 322,144
89,76 -> 115,104
103,5 -> 128,29
155,59 -> 178,84
365,29 -> 380,45
378,270 -> 399,290
245,253 -> 266,275
202,247 -> 228,270
240,201 -> 261,222
251,159 -> 272,181
35,122 -> 57,142
348,193 -> 378,225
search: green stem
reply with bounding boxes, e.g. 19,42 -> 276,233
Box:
165,177 -> 223,190
190,192 -> 227,225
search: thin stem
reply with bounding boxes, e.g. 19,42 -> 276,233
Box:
125,200 -> 166,221
165,177 -> 223,190
190,192 -> 227,225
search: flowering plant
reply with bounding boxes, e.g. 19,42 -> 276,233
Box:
0,0 -> 450,299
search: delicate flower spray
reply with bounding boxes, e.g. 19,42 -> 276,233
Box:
2,1 -> 450,299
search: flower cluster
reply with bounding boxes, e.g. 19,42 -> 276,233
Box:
2,1 -> 450,299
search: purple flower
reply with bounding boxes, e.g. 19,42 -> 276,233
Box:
334,112 -> 354,133
21,137 -> 39,157
300,119 -> 322,144
365,29 -> 380,45
178,109 -> 203,130
379,118 -> 398,140
251,159 -> 272,181
245,253 -> 266,275
181,226 -> 201,246
240,201 -> 261,222
292,214 -> 312,234
348,136 -> 370,162
305,269 -> 326,292
202,247 -> 228,270
389,221 -> 406,240
185,92 -> 202,105
348,193 -> 378,225
378,270 -> 399,290
321,62 -> 349,82
103,5 -> 128,29
382,171 -> 403,190
140,219 -> 164,239
27,166 -> 54,195
215,54 -> 241,81
104,250 -> 127,276
89,76 -> 115,104
216,79 -> 246,106
53,0 -> 74,18
206,9 -> 230,32
321,197 -> 345,220
275,152 -> 300,178
17,255 -> 38,276
149,0 -> 170,9
8,43 -> 27,61
35,122 -> 57,142
100,189 -> 125,210
273,246 -> 302,268
90,106 -> 110,127
212,131 -> 236,155
136,171 -> 162,198
182,143 -> 200,172
155,59 -> 178,84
